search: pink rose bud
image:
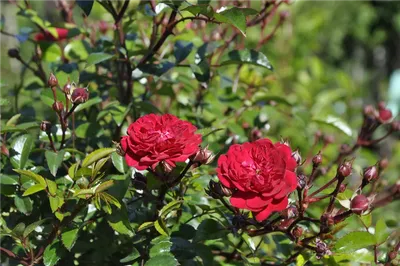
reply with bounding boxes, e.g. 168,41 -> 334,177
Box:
312,151 -> 322,166
323,135 -> 335,144
363,105 -> 376,117
191,146 -> 214,165
291,149 -> 302,166
377,102 -> 392,122
350,194 -> 370,215
251,129 -> 262,141
339,183 -> 347,193
71,88 -> 89,104
338,161 -> 352,178
363,165 -> 378,182
40,121 -> 52,133
48,73 -> 58,87
315,238 -> 332,259
379,158 -> 389,170
52,101 -> 64,113
63,82 -> 71,95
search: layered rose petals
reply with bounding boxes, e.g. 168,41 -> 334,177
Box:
217,138 -> 297,221
121,114 -> 202,171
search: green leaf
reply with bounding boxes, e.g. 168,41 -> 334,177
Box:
174,41 -> 193,63
49,196 -> 62,213
111,152 -> 128,174
158,200 -> 182,218
46,179 -> 58,195
64,40 -> 90,61
85,52 -> 114,68
154,218 -> 169,236
221,49 -> 273,70
96,180 -> 114,193
296,254 -> 306,266
14,195 -> 33,215
196,127 -> 224,138
6,113 -> 21,126
145,254 -> 177,266
76,0 -> 93,16
74,96 -> 102,113
190,60 -> 210,82
335,231 -> 376,253
11,135 -> 34,169
252,92 -> 293,106
23,218 -> 50,238
194,219 -> 226,242
375,218 -> 389,245
23,183 -> 46,196
61,228 -> 79,251
107,205 -> 134,237
214,7 -> 247,36
0,174 -> 18,185
13,169 -> 47,187
313,115 -> 353,136
359,213 -> 372,228
139,62 -> 175,77
183,5 -> 214,18
138,221 -> 154,231
82,148 -> 115,167
12,222 -> 26,237
1,122 -> 39,133
41,43 -> 62,62
150,236 -> 172,257
120,247 -> 140,263
45,150 -> 65,176
43,240 -> 64,266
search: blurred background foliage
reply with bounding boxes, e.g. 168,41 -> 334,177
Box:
1,0 -> 399,265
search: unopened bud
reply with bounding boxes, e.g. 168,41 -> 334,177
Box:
377,102 -> 392,122
71,88 -> 89,104
279,10 -> 290,20
312,151 -> 322,166
292,226 -> 303,238
350,194 -> 370,215
391,121 -> 400,132
52,101 -> 64,113
338,161 -> 352,178
281,205 -> 298,219
40,121 -> 52,133
8,48 -> 20,59
315,238 -> 332,259
323,135 -> 335,144
48,73 -> 58,87
339,183 -> 347,193
297,173 -> 307,189
363,105 -> 376,117
388,251 -> 397,261
191,146 -> 215,165
363,165 -> 378,182
63,82 -> 71,95
205,180 -> 232,199
161,161 -> 174,173
291,150 -> 302,166
251,129 -> 262,141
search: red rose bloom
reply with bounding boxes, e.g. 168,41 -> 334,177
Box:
217,139 -> 297,221
34,28 -> 69,42
121,114 -> 202,170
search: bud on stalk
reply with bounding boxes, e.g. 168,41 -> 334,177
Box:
40,121 -> 52,133
71,88 -> 89,104
350,194 -> 370,215
205,180 -> 232,199
52,101 -> 64,113
191,146 -> 215,165
338,160 -> 352,178
312,151 -> 322,167
291,149 -> 302,166
363,165 -> 378,182
48,73 -> 58,87
281,205 -> 298,219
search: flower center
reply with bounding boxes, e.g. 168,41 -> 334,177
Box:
157,130 -> 171,141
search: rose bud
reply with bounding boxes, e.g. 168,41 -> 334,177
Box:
363,165 -> 378,182
71,88 -> 89,104
363,105 -> 376,117
205,180 -> 232,199
339,183 -> 347,193
388,251 -> 397,261
251,129 -> 262,141
291,149 -> 302,166
40,121 -> 52,133
52,101 -> 64,113
350,194 -> 370,215
63,82 -> 71,95
8,48 -> 20,59
292,226 -> 303,238
34,28 -> 69,42
315,238 -> 332,259
312,151 -> 322,167
391,121 -> 400,132
338,160 -> 352,178
281,205 -> 298,219
377,102 -> 392,122
160,161 -> 174,174
48,73 -> 58,87
279,10 -> 290,20
378,158 -> 389,170
297,173 -> 307,190
191,146 -> 215,165
323,135 -> 335,144
99,21 -> 109,34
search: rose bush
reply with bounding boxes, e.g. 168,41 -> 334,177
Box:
121,114 -> 202,170
217,139 -> 297,221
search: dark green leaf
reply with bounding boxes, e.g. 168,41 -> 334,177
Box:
150,236 -> 172,257
182,5 -> 214,18
313,115 -> 353,136
194,219 -> 226,242
11,135 -> 34,169
335,231 -> 376,253
0,175 -> 18,185
221,49 -> 273,70
159,200 -> 182,218
111,152 -> 128,174
82,148 -> 115,167
375,218 -> 390,245
145,254 -> 177,266
107,205 -> 134,237
23,218 -> 50,238
120,247 -> 140,263
190,60 -> 210,82
45,150 -> 65,176
174,41 -> 194,63
76,0 -> 94,16
86,52 -> 114,68
252,92 -> 293,106
215,7 -> 247,36
43,240 -> 64,266
12,222 -> 26,237
139,62 -> 175,76
14,195 -> 33,215
61,228 -> 79,251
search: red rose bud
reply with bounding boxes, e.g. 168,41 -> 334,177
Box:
388,251 -> 397,261
350,194 -> 370,215
8,48 -> 20,59
292,226 -> 303,238
312,151 -> 322,167
52,101 -> 64,113
363,105 -> 376,117
297,173 -> 307,189
40,121 -> 52,133
363,165 -> 378,182
338,161 -> 352,178
339,183 -> 347,193
191,146 -> 215,165
161,161 -> 174,173
377,102 -> 392,122
281,205 -> 298,219
120,114 -> 202,170
63,82 -> 71,95
71,88 -> 89,104
34,28 -> 69,42
251,129 -> 262,141
206,180 -> 232,199
99,21 -> 109,34
217,138 -> 297,221
291,149 -> 302,166
48,73 -> 58,87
